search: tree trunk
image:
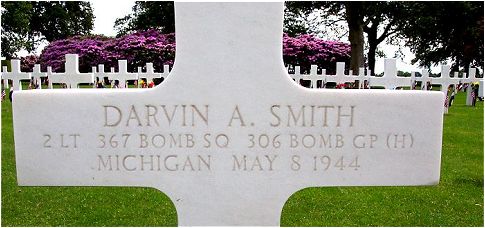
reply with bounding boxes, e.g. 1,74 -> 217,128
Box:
345,2 -> 365,73
464,59 -> 470,76
366,25 -> 378,76
367,44 -> 377,76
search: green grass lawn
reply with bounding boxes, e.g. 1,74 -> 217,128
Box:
2,92 -> 483,226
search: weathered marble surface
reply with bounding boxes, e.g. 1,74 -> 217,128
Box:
13,2 -> 443,226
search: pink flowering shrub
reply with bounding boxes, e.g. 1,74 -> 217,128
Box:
283,34 -> 351,74
20,55 -> 39,72
38,30 -> 349,74
39,30 -> 175,73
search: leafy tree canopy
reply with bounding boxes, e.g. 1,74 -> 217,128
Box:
284,1 -> 484,73
114,1 -> 174,37
1,1 -> 94,58
397,1 -> 483,71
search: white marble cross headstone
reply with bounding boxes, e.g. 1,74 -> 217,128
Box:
64,54 -> 95,88
420,69 -> 431,91
356,67 -> 367,89
479,80 -> 484,98
302,65 -> 321,88
13,3 -> 443,226
410,71 -> 417,90
465,68 -> 477,106
1,60 -> 31,91
95,64 -> 113,81
290,66 -> 303,85
2,66 -> 9,89
334,62 -> 349,85
47,54 -> 94,88
107,60 -> 138,88
137,63 -> 163,85
47,66 -> 67,89
31,64 -> 47,89
322,62 -> 354,88
368,59 -> 411,89
0,57 -> 6,88
433,65 -> 460,113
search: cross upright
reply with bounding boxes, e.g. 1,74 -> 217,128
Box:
464,68 -> 477,105
137,63 -> 163,83
2,66 -> 9,89
47,66 -> 68,89
64,54 -> 95,88
356,67 -> 368,89
95,64 -> 115,81
106,60 -> 138,88
301,65 -> 321,88
335,62 -> 349,85
48,55 -> 94,88
410,72 -> 417,90
368,59 -> 410,89
1,60 -> 31,91
91,66 -> 98,88
324,62 -> 352,87
290,65 -> 303,85
420,69 -> 430,90
479,79 -> 484,97
432,65 -> 457,113
31,64 -> 47,89
432,65 -> 461,95
1,56 -> 9,88
162,65 -> 170,79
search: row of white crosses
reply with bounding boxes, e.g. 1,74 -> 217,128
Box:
1,54 -> 480,112
1,54 -> 171,90
288,58 -> 481,112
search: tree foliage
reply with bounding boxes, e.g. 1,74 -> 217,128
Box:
284,1 -> 403,74
284,1 -> 484,74
1,1 -> 32,59
396,1 -> 484,71
1,1 -> 94,58
114,1 -> 174,37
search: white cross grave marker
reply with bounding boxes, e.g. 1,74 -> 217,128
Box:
31,64 -> 47,90
2,66 -> 9,89
356,67 -> 367,89
368,59 -> 411,89
137,63 -> 163,85
1,60 -> 31,91
465,68 -> 477,106
323,62 -> 355,88
47,66 -> 68,89
2,69 -> 8,89
420,69 -> 431,91
162,64 -> 170,80
91,66 -> 98,88
1,56 -> 9,88
410,71 -> 417,90
290,66 -> 303,85
107,60 -> 138,88
13,3 -> 443,226
334,62 -> 349,85
95,64 -> 114,81
48,54 -> 94,89
65,54 -> 94,88
432,65 -> 462,114
479,79 -> 484,98
302,65 -> 321,88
